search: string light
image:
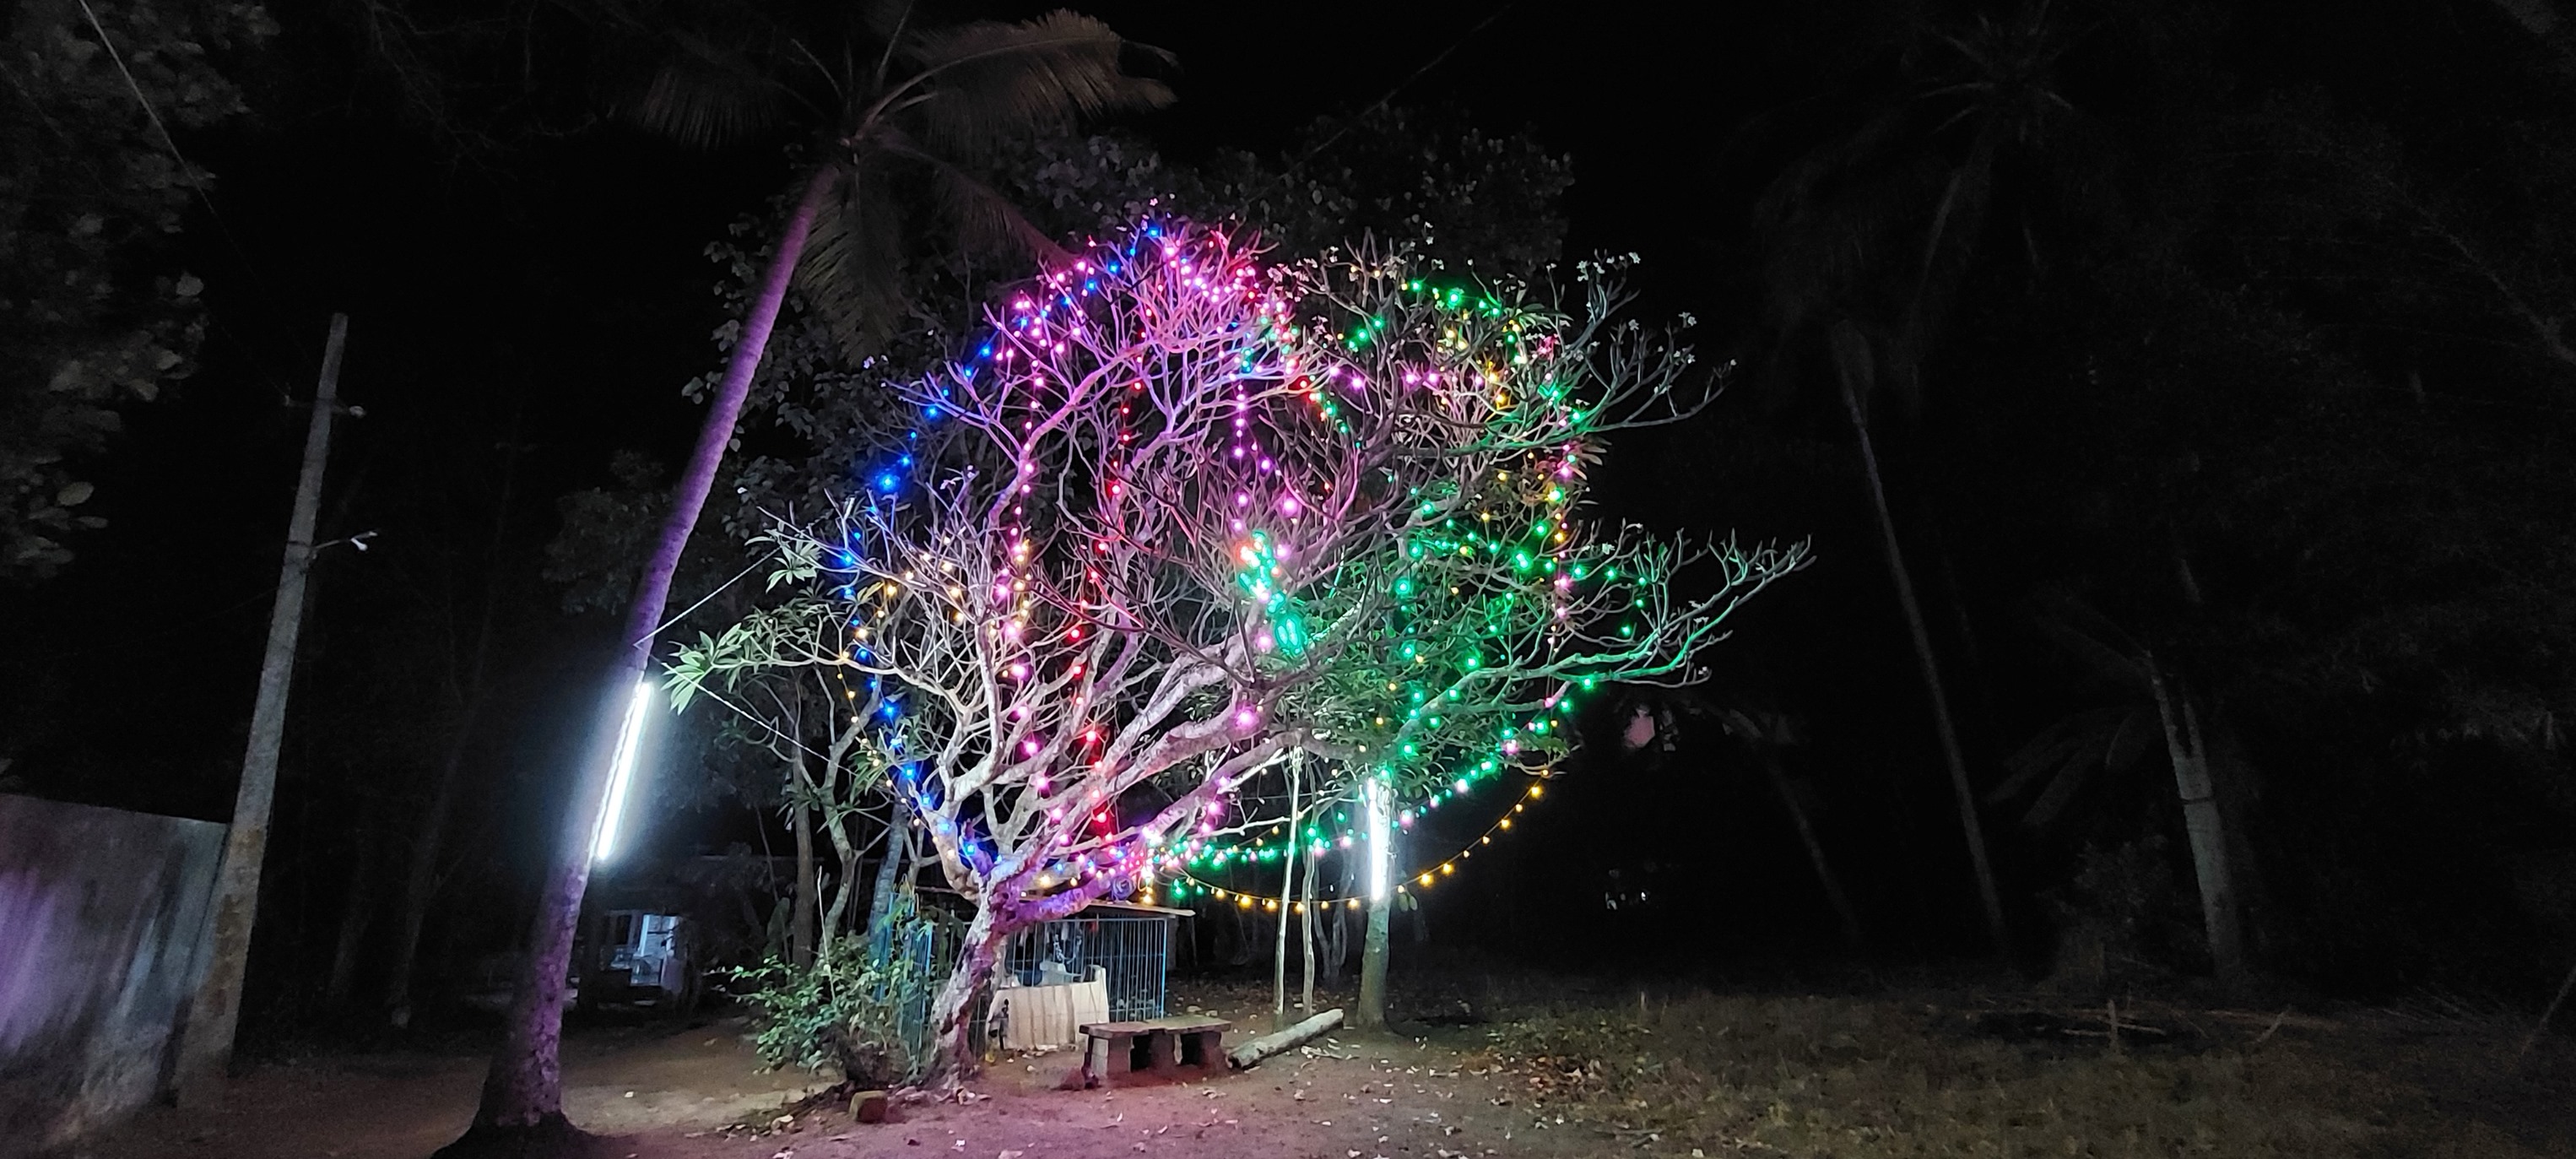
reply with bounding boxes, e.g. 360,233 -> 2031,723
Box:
681,217 -> 1799,950
1169,778 -> 1545,906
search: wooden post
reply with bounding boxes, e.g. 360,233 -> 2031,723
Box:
177,314 -> 349,1104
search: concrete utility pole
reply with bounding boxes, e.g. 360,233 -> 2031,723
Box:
176,313 -> 349,1106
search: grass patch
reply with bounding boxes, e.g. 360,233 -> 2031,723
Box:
1473,990 -> 2573,1157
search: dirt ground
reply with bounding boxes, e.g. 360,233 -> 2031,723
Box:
72,980 -> 2576,1159
78,986 -> 1588,1159
74,1018 -> 836,1159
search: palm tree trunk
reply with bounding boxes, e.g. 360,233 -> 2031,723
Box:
1835,336 -> 2009,955
2146,666 -> 2248,991
1762,755 -> 1864,948
443,165 -> 839,1156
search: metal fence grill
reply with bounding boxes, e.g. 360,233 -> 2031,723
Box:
889,913 -> 957,1080
1001,912 -> 1172,1021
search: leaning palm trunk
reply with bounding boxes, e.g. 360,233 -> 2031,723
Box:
1832,322 -> 2009,955
443,165 -> 839,1156
2146,665 -> 2248,991
1761,754 -> 1863,948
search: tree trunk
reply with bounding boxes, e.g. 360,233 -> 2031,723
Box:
386,709 -> 475,1026
1353,887 -> 1391,1031
177,314 -> 346,1105
866,813 -> 906,964
390,426 -> 522,1026
2147,666 -> 2248,992
790,795 -> 815,968
324,847 -> 373,1007
1319,854 -> 1353,984
441,168 -> 837,1156
1832,322 -> 2009,956
787,693 -> 814,969
1300,846 -> 1318,1015
928,905 -> 1004,1080
1273,763 -> 1299,1028
817,808 -> 861,956
1762,755 -> 1864,947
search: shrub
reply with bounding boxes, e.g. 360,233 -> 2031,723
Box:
730,904 -> 943,1087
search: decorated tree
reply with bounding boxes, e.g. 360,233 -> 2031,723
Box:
682,221 -> 1801,1073
684,224 -> 1356,1074
1157,250 -> 1808,1026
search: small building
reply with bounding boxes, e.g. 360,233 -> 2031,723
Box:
581,909 -> 698,1010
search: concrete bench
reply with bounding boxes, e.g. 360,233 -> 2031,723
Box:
1078,1015 -> 1229,1086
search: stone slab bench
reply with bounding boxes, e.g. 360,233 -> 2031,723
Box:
1077,1015 -> 1230,1086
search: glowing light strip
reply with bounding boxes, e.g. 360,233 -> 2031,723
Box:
591,679 -> 656,863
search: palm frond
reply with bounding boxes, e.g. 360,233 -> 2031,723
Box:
627,30 -> 793,148
793,161 -> 907,362
895,143 -> 1069,267
896,11 -> 1174,161
1993,704 -> 2155,828
2029,588 -> 2152,692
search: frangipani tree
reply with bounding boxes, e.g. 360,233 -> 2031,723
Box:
687,225 -> 1393,1073
685,222 -> 1803,1072
1166,252 -> 1809,1025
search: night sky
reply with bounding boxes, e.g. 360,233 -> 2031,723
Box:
8,0 -> 2575,1018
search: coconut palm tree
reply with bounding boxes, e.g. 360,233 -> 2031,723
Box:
1748,1 -> 2100,954
443,6 -> 1170,1154
1991,593 -> 2251,990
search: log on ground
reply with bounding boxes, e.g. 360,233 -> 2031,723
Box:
1226,1009 -> 1345,1070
